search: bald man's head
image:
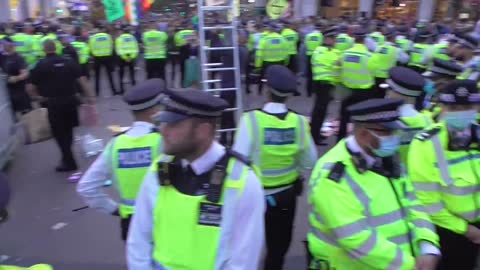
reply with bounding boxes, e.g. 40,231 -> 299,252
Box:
43,39 -> 56,54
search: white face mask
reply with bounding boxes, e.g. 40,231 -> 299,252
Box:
444,110 -> 477,131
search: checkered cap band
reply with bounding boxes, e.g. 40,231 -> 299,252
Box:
430,66 -> 460,76
351,110 -> 399,122
439,93 -> 480,103
386,79 -> 422,97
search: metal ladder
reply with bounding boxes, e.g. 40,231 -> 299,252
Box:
197,0 -> 243,134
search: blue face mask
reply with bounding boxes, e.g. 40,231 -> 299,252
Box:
369,131 -> 401,157
423,80 -> 436,95
444,110 -> 477,131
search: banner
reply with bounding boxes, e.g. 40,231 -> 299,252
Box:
266,0 -> 290,19
102,0 -> 125,22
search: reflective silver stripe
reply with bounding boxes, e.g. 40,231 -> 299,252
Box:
405,192 -> 417,201
411,205 -> 426,212
349,233 -> 378,259
388,234 -> 409,245
431,135 -> 454,185
414,182 -> 479,196
332,219 -> 369,239
413,182 -> 440,192
247,111 -> 260,165
370,209 -> 403,227
229,159 -> 244,181
310,227 -> 339,247
298,115 -> 305,151
342,68 -> 371,75
386,248 -> 404,270
342,78 -> 374,85
262,164 -> 297,176
424,202 -> 444,214
153,260 -> 168,270
120,198 -> 136,206
413,219 -> 436,231
459,210 -> 479,220
344,173 -> 371,214
312,210 -> 325,224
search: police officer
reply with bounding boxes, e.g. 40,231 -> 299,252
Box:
1,37 -> 31,117
89,25 -> 117,96
304,23 -> 323,97
335,28 -> 354,52
175,24 -> 195,87
408,29 -> 433,74
59,34 -> 79,64
116,25 -> 139,94
127,89 -> 264,269
408,80 -> 480,270
422,59 -> 464,118
27,40 -> 95,172
395,26 -> 413,54
232,65 -> 317,270
308,98 -> 440,270
142,21 -> 168,80
77,79 -> 164,240
255,23 -> 289,94
337,28 -> 377,141
455,34 -> 479,83
71,32 -> 90,79
10,22 -> 34,68
310,27 -> 340,145
281,20 -> 299,73
383,67 -> 432,164
370,28 -> 410,98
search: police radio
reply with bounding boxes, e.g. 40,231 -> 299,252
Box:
206,163 -> 227,203
157,160 -> 181,186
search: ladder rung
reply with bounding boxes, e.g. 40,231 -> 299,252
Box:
204,46 -> 235,51
206,67 -> 236,72
201,6 -> 231,11
203,63 -> 223,67
203,26 -> 234,30
224,107 -> 238,112
206,87 -> 237,92
204,79 -> 221,83
217,128 -> 237,133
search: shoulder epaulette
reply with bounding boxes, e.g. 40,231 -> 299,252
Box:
415,127 -> 441,141
227,149 -> 252,166
327,162 -> 345,183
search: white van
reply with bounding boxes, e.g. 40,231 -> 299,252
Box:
0,74 -> 18,169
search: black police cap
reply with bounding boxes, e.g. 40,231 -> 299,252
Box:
426,59 -> 463,78
352,28 -> 367,37
323,26 -> 338,38
417,29 -> 432,39
456,33 -> 478,49
155,89 -> 229,123
265,65 -> 297,96
348,99 -> 405,129
123,79 -> 165,111
387,67 -> 425,97
439,80 -> 480,105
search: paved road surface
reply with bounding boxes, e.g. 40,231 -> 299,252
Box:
0,66 -> 339,269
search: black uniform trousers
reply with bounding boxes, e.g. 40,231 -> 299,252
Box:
264,186 -> 297,270
167,51 -> 180,86
306,55 -> 313,97
118,58 -> 136,94
120,215 -> 132,241
47,97 -> 79,168
93,56 -> 117,96
337,87 -> 378,142
436,225 -> 480,270
288,54 -> 297,74
311,81 -> 335,145
80,63 -> 90,79
178,45 -> 189,86
145,58 -> 166,80
259,60 -> 286,94
374,78 -> 387,99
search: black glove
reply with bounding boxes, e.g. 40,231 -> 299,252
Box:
294,177 -> 305,196
111,209 -> 120,216
0,208 -> 9,223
